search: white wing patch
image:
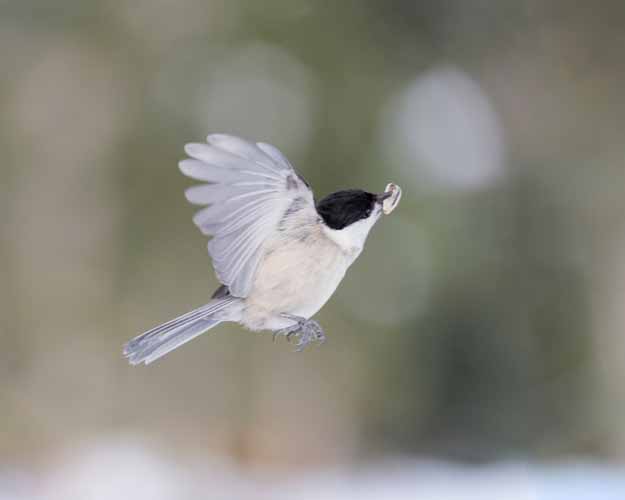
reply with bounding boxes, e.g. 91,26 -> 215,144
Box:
179,134 -> 315,298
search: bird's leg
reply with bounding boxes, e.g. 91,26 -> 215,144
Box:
275,313 -> 325,351
272,321 -> 299,342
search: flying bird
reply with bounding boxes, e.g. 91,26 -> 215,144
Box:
124,134 -> 401,365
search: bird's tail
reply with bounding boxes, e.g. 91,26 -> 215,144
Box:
124,297 -> 239,365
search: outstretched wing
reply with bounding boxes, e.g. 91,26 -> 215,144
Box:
179,134 -> 315,298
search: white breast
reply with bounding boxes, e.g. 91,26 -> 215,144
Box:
240,226 -> 350,330
240,208 -> 382,331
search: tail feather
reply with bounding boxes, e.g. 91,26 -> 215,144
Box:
124,298 -> 237,365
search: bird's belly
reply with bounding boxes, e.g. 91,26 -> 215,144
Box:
241,237 -> 349,331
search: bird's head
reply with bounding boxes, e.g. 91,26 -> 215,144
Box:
316,189 -> 384,229
316,185 -> 401,251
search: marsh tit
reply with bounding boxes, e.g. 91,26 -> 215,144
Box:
124,134 -> 401,365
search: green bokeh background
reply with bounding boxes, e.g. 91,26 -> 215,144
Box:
2,0 -> 625,474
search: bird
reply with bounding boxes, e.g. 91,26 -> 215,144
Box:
124,134 -> 401,365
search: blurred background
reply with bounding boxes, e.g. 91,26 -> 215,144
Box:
2,1 -> 625,498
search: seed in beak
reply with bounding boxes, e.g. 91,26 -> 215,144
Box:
381,183 -> 402,215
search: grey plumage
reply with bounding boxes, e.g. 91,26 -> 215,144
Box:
123,297 -> 238,365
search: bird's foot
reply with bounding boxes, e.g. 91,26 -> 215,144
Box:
274,313 -> 325,351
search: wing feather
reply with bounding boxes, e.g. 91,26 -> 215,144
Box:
207,134 -> 280,169
256,142 -> 294,169
179,134 -> 315,297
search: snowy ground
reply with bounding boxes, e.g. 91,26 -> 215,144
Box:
2,439 -> 624,500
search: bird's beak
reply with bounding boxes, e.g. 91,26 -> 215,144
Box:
376,191 -> 393,203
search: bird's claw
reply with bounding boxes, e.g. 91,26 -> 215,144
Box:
294,320 -> 325,352
275,313 -> 325,351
